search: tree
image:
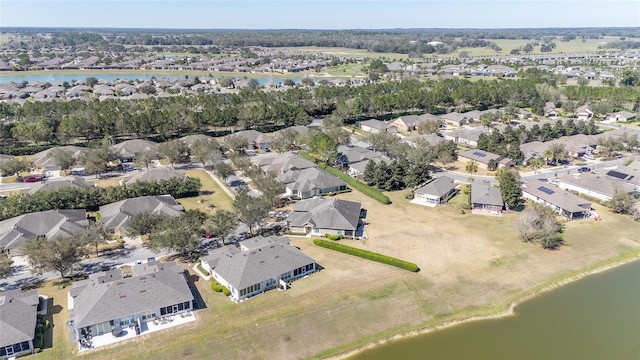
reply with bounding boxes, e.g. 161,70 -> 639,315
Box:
0,157 -> 30,177
529,158 -> 545,173
80,145 -> 118,177
271,128 -> 299,152
213,161 -> 234,180
542,143 -> 568,165
22,236 -> 87,278
225,134 -> 249,154
50,148 -> 76,175
85,76 -> 98,88
134,149 -> 156,169
233,188 -> 269,234
465,160 -> 478,181
609,190 -> 635,214
514,203 -> 563,250
159,139 -> 188,167
416,119 -> 442,135
74,223 -> 108,256
206,210 -> 238,244
147,210 -> 206,260
497,169 -> 522,210
190,138 -> 221,168
125,211 -> 170,237
309,131 -> 338,164
0,256 -> 12,277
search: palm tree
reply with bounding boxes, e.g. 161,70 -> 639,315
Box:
529,158 -> 545,174
465,160 -> 478,183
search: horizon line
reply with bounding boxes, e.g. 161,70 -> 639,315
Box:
1,26 -> 637,31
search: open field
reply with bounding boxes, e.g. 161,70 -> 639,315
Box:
27,183 -> 640,360
92,176 -> 123,188
287,47 -> 409,60
321,63 -> 366,77
177,169 -> 233,213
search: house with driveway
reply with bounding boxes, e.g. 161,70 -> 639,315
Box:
287,197 -> 362,237
605,111 -> 637,123
28,176 -> 93,194
110,139 -> 160,164
223,130 -> 272,150
252,152 -> 317,177
31,146 -> 89,173
557,172 -> 638,202
68,261 -> 194,347
471,180 -> 503,214
98,195 -> 184,234
357,119 -> 397,134
522,179 -> 592,219
412,176 -> 457,207
458,149 -> 514,170
0,289 -> 39,359
278,167 -> 348,199
390,113 -> 442,132
0,209 -> 89,257
209,235 -> 316,302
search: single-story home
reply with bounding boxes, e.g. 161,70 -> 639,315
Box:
357,119 -> 397,134
599,165 -> 640,187
557,172 -> 638,202
544,102 -> 557,118
347,158 -> 388,179
390,113 -> 442,132
28,176 -> 93,194
278,167 -> 348,199
178,134 -> 218,148
287,197 -> 362,237
252,152 -> 316,176
120,167 -> 186,186
0,289 -> 39,359
68,261 -> 194,344
413,176 -> 457,206
522,179 -> 592,219
98,195 -> 184,234
223,130 -> 272,150
575,104 -> 593,121
458,149 -> 514,170
471,180 -> 504,214
605,111 -> 637,123
31,146 -> 88,171
109,139 -> 160,163
0,209 -> 89,257
439,111 -> 479,126
200,235 -> 290,274
210,236 -> 316,302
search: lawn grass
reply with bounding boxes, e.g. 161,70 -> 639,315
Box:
0,175 -> 18,183
287,46 -> 409,60
92,176 -> 123,188
177,170 -> 233,213
322,63 -> 366,77
26,183 -> 640,360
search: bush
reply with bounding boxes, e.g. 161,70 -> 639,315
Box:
221,286 -> 231,296
197,263 -> 210,276
298,151 -> 391,205
325,233 -> 344,241
313,238 -> 419,272
211,280 -> 231,295
288,231 -> 307,236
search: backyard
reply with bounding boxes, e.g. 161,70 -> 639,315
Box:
27,184 -> 640,360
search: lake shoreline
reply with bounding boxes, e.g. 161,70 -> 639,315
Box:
324,253 -> 640,360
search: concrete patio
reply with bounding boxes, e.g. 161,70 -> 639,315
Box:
78,312 -> 197,351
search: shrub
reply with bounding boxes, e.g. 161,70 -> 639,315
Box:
298,151 -> 391,205
313,238 -> 419,272
221,286 -> 231,296
288,231 -> 307,236
197,263 -> 210,276
325,233 -> 344,241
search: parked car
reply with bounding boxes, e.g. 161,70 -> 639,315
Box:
22,175 -> 44,182
260,145 -> 271,152
578,167 -> 591,173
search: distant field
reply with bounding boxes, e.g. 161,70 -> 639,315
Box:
286,46 -> 409,60
322,63 -> 366,77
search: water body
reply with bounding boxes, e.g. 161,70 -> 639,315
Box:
352,260 -> 640,360
0,72 -> 307,85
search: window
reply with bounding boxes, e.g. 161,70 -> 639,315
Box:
0,347 -> 6,356
312,227 -> 320,234
20,342 -> 29,350
178,303 -> 184,311
337,229 -> 344,235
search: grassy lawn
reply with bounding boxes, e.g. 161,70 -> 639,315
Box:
177,170 -> 233,213
25,183 -> 640,360
0,175 -> 18,184
287,46 -> 409,60
321,63 -> 366,77
92,176 -> 124,188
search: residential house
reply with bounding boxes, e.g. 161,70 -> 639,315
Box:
98,195 -> 184,234
200,235 -> 290,274
390,113 -> 442,132
223,130 -> 272,150
210,236 -> 316,302
121,167 -> 186,186
347,157 -> 388,179
605,111 -> 637,122
178,134 -> 218,148
439,111 -> 478,126
272,125 -> 310,141
287,197 -> 362,237
357,119 -> 397,134
413,176 -> 458,206
28,177 -> 93,194
32,146 -> 88,171
598,165 -> 640,188
110,139 -> 160,164
458,149 -> 514,170
557,172 -> 637,202
544,102 -> 558,118
522,179 -> 592,219
471,180 -> 504,214
252,152 -> 316,177
278,167 -> 348,199
0,209 -> 89,257
575,104 -> 594,121
441,128 -> 487,147
403,134 -> 448,147
68,261 -> 194,344
0,289 -> 39,359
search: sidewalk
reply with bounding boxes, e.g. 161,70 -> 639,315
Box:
205,170 -> 236,200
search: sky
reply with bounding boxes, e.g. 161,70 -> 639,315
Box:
1,0 -> 639,29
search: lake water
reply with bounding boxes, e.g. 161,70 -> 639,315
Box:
0,72 -> 306,85
351,260 -> 640,360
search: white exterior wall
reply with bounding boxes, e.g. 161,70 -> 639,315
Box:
557,182 -> 611,202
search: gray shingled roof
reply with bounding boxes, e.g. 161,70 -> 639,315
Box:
358,119 -> 394,131
32,146 -> 88,168
393,113 -> 441,128
288,197 -> 361,231
29,176 -> 93,194
223,130 -> 271,145
415,176 -> 456,197
71,261 -> 193,329
122,167 -> 186,186
471,180 -> 503,207
98,195 -> 183,231
200,246 -> 241,270
458,149 -> 503,165
278,167 -> 346,193
239,235 -> 290,251
0,209 -> 89,252
109,139 -> 159,159
252,152 -> 316,176
214,241 -> 315,291
523,179 -> 591,213
558,172 -> 636,198
0,289 -> 38,348
179,134 -> 218,147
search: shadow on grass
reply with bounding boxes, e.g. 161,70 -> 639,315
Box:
39,299 -> 62,350
186,272 -> 207,310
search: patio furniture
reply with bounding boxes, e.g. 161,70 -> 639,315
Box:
111,326 -> 124,337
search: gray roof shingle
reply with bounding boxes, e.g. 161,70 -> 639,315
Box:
98,195 -> 183,232
415,176 -> 456,197
471,180 -> 503,207
288,197 -> 361,231
278,167 -> 346,193
122,167 -> 186,186
523,179 -> 591,213
0,289 -> 39,348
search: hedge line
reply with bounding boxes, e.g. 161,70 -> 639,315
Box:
313,238 -> 419,272
211,280 -> 231,296
297,151 -> 391,205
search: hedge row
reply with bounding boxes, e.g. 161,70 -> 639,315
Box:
325,234 -> 344,241
297,151 -> 391,205
313,239 -> 419,272
211,281 -> 231,296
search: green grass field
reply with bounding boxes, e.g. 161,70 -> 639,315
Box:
177,169 -> 234,213
288,46 -> 409,60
